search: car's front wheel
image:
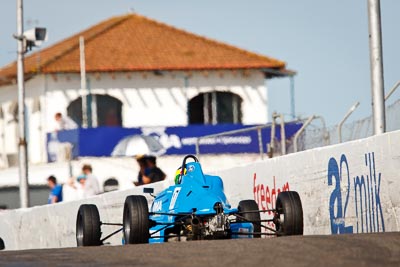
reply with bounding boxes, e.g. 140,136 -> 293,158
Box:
123,195 -> 149,244
76,204 -> 102,246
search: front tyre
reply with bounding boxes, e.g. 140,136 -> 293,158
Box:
76,204 -> 102,246
238,200 -> 261,238
274,191 -> 303,236
123,195 -> 149,244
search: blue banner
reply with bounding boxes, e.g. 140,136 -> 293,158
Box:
47,123 -> 302,161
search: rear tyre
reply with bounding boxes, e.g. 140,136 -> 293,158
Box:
274,191 -> 303,236
238,200 -> 261,238
123,195 -> 149,244
76,204 -> 102,246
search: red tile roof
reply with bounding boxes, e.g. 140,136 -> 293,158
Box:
0,14 -> 290,85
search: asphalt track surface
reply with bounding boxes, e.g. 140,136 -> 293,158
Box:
0,232 -> 399,267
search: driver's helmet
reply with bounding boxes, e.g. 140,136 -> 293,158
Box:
174,167 -> 187,184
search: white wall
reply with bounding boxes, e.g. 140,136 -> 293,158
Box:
0,76 -> 49,164
0,130 -> 399,250
43,70 -> 267,127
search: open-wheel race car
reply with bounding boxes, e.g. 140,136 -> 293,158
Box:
76,155 -> 303,246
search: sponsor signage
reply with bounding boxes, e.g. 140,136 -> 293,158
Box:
46,123 -> 303,161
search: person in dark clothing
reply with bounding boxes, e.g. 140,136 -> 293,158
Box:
134,156 -> 147,186
134,155 -> 166,186
143,156 -> 166,183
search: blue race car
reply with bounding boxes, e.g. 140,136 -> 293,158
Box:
76,155 -> 303,246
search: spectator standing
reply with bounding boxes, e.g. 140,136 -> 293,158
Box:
134,155 -> 147,186
54,112 -> 78,131
47,175 -> 63,204
143,156 -> 166,184
81,164 -> 101,197
134,155 -> 166,185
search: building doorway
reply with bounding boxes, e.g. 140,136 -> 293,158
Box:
188,91 -> 242,124
67,94 -> 123,127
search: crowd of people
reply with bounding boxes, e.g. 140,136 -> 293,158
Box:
47,163 -> 101,204
47,155 -> 166,204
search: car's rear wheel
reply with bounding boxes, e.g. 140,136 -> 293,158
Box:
123,195 -> 149,244
76,204 -> 102,246
274,191 -> 303,236
238,200 -> 261,238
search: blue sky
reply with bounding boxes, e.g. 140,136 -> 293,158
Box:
1,0 -> 399,126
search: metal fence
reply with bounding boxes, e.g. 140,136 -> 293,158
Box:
302,98 -> 400,150
194,98 -> 400,158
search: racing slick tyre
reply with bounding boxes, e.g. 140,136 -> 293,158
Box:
123,195 -> 149,244
238,200 -> 261,238
274,191 -> 303,236
76,204 -> 102,246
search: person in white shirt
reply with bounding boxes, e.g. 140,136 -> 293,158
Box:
81,164 -> 101,197
54,112 -> 78,131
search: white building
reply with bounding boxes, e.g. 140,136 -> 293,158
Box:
0,14 -> 292,166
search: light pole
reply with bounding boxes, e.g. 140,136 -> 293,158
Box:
16,0 -> 29,208
79,36 -> 89,128
367,0 -> 386,134
14,0 -> 47,208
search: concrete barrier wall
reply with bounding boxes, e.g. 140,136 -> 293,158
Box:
1,131 -> 399,250
0,180 -> 171,250
215,130 -> 400,235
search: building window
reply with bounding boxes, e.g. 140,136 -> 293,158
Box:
188,91 -> 242,124
67,94 -> 123,127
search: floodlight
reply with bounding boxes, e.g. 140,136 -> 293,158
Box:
23,27 -> 47,42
